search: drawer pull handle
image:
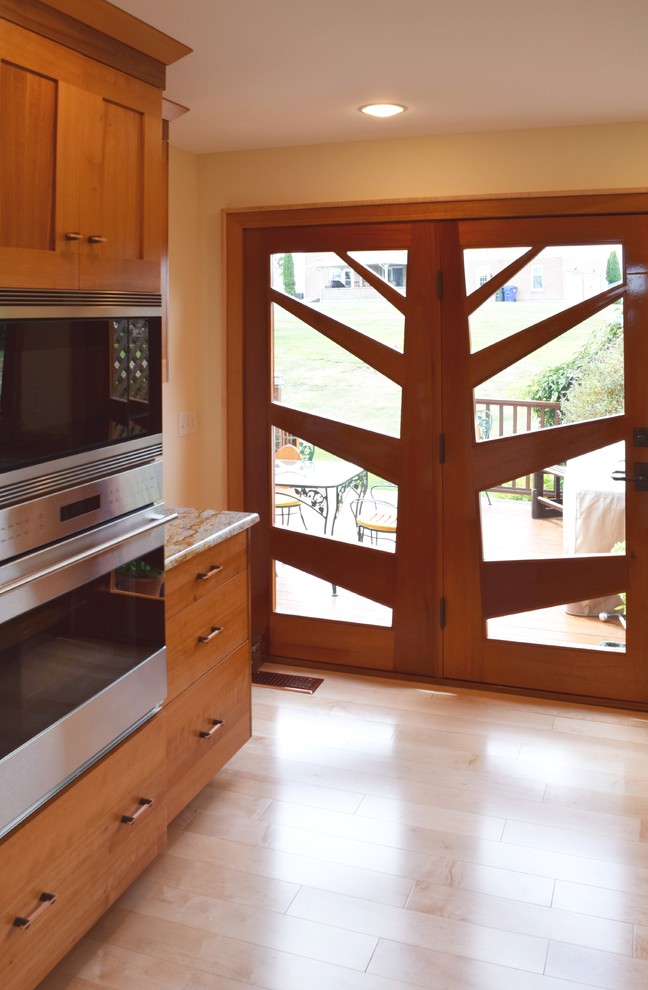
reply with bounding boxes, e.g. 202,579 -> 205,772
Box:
14,892 -> 57,929
120,796 -> 154,825
197,564 -> 223,581
199,719 -> 224,739
198,625 -> 223,643
64,231 -> 82,241
88,234 -> 107,244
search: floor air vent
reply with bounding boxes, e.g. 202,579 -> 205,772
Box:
252,671 -> 323,694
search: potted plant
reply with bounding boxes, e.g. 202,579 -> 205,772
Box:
114,558 -> 164,597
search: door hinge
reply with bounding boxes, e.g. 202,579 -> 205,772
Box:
439,432 -> 446,464
440,596 -> 446,629
437,270 -> 444,300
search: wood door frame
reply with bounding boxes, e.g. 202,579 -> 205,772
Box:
226,192 -> 648,508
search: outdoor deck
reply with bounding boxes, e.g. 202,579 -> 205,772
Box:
274,496 -> 626,651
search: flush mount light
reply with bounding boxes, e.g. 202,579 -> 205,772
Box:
359,103 -> 407,118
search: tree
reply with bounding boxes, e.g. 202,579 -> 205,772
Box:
280,253 -> 297,297
606,249 -> 621,285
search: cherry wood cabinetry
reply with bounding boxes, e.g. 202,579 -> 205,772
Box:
164,531 -> 253,823
0,518 -> 254,990
0,713 -> 166,990
0,19 -> 164,292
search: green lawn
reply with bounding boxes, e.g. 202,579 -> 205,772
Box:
272,296 -> 621,448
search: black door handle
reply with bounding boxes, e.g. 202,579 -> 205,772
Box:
612,465 -> 648,491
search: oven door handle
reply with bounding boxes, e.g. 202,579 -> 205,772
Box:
0,512 -> 176,601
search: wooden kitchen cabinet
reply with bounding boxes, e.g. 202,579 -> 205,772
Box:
164,529 -> 253,823
0,713 -> 166,990
0,19 -> 163,293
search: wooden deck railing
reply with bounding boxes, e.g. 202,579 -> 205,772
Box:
475,396 -> 562,495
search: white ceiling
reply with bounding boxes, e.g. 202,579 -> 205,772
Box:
114,0 -> 648,155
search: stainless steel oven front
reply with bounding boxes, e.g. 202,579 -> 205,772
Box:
0,504 -> 172,839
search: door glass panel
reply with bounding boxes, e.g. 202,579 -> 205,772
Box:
271,432 -> 398,550
480,444 -> 626,562
487,600 -> 626,651
467,244 -> 624,354
271,252 -> 406,351
272,300 -> 402,436
474,303 -> 623,440
274,563 -> 392,627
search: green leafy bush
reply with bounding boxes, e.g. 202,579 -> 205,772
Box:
560,331 -> 623,423
523,320 -> 622,425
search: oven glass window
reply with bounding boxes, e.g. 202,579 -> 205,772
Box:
0,547 -> 164,761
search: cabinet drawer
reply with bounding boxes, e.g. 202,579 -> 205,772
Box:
166,532 -> 247,617
0,714 -> 166,990
165,643 -> 251,822
166,569 -> 248,700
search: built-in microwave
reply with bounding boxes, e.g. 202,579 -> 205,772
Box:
0,308 -> 163,562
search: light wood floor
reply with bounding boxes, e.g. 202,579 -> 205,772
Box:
40,665 -> 648,990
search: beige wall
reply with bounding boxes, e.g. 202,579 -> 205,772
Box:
162,146 -> 202,508
165,121 -> 648,509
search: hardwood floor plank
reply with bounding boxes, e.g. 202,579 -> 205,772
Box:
357,791 -> 641,841
140,851 -> 301,914
44,938 -> 264,990
545,941 -> 648,988
406,878 -> 633,953
368,938 -> 598,990
257,795 -> 507,842
285,886 -> 549,972
502,819 -> 648,866
636,926 -> 648,960
116,879 -> 378,970
553,879 -> 648,926
165,828 -> 415,906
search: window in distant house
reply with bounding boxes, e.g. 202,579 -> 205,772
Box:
532,264 -> 544,290
476,266 -> 491,289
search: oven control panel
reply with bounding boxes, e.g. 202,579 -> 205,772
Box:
0,461 -> 163,564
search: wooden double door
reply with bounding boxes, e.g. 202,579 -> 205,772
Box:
240,206 -> 648,705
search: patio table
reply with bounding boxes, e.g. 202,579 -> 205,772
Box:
274,458 -> 368,535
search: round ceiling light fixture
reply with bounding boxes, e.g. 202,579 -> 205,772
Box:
359,103 -> 408,118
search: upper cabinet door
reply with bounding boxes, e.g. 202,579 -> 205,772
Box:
78,90 -> 163,293
0,21 -> 163,294
0,57 -> 80,288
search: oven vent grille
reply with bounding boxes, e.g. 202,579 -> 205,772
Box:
0,444 -> 163,508
0,288 -> 162,309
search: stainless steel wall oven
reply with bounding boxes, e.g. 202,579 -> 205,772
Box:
0,305 -> 170,838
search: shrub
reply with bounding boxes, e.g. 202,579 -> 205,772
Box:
560,331 -> 624,423
523,320 -> 622,425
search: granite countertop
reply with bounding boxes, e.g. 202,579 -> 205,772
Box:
164,507 -> 258,569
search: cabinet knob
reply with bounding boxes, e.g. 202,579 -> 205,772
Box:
120,796 -> 154,825
13,892 -> 57,930
88,235 -> 107,244
64,232 -> 82,241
